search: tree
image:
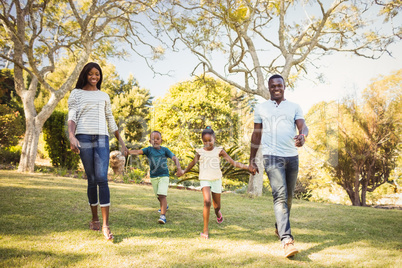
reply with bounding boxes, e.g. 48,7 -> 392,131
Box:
152,75 -> 255,165
0,0 -> 160,172
111,77 -> 153,150
151,0 -> 400,195
306,70 -> 402,206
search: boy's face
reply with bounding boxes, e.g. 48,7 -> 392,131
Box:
149,132 -> 162,148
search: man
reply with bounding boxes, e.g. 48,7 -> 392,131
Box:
249,74 -> 308,258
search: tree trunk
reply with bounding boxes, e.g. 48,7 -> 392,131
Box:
247,146 -> 264,196
18,118 -> 43,172
351,170 -> 361,206
361,179 -> 368,207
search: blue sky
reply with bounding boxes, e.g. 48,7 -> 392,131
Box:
111,40 -> 401,113
110,3 -> 402,114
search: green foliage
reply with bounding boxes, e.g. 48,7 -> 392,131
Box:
153,76 -> 255,161
123,167 -> 146,184
305,70 -> 402,206
43,110 -> 80,170
0,69 -> 23,113
111,82 -> 152,150
0,145 -> 21,164
0,104 -> 25,149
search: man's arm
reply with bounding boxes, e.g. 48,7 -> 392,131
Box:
249,123 -> 262,173
294,119 -> 309,147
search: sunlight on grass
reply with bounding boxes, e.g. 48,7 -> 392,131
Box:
1,170 -> 401,267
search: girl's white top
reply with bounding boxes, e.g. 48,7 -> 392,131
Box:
196,147 -> 223,181
68,89 -> 118,136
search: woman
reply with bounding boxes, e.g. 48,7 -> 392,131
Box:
68,62 -> 128,240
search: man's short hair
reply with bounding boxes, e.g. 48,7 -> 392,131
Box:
268,74 -> 284,83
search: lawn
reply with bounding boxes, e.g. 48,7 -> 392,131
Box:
0,170 -> 401,267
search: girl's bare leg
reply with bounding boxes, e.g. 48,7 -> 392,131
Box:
202,187 -> 212,235
212,192 -> 221,217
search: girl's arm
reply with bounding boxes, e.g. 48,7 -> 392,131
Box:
220,150 -> 256,174
178,153 -> 200,177
114,130 -> 128,157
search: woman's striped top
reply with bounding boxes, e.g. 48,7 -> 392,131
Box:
68,89 -> 118,136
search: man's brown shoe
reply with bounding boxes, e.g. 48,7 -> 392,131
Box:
283,239 -> 299,258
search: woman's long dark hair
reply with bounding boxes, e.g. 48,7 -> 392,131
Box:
75,62 -> 103,90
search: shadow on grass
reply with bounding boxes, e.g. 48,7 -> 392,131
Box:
1,170 -> 401,266
0,247 -> 87,267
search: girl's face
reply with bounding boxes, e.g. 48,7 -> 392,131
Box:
87,67 -> 101,87
202,134 -> 215,150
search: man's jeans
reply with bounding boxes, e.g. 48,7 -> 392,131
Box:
77,134 -> 110,207
263,155 -> 299,243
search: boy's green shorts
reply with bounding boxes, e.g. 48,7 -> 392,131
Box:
150,176 -> 169,196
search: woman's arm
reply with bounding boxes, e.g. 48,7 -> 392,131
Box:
68,120 -> 80,154
114,130 -> 128,156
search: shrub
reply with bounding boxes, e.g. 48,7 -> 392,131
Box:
0,145 -> 21,164
0,104 -> 24,149
43,110 -> 80,170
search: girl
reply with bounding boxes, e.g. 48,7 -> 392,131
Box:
178,126 -> 255,239
68,62 -> 128,241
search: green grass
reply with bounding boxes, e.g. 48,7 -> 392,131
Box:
0,170 -> 401,268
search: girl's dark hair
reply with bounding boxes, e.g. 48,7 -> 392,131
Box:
75,62 -> 103,90
202,126 -> 215,138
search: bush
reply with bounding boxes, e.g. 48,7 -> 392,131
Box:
43,110 -> 80,170
0,145 -> 21,164
0,104 -> 24,149
123,168 -> 146,184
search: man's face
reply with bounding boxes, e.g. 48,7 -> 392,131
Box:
268,77 -> 285,101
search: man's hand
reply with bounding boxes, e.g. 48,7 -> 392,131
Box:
294,134 -> 306,147
250,160 -> 259,175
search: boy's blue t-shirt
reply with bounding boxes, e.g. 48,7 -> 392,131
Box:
142,146 -> 175,178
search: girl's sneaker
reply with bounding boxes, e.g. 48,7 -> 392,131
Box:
216,210 -> 224,224
158,215 -> 166,224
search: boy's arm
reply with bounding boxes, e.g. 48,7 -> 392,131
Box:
172,156 -> 183,176
179,153 -> 200,177
129,149 -> 144,155
220,150 -> 256,175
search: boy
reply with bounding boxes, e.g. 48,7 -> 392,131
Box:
129,131 -> 182,224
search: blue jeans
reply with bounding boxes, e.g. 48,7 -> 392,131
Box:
76,135 -> 110,207
263,155 -> 299,243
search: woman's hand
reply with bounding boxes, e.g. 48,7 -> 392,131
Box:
69,136 -> 81,154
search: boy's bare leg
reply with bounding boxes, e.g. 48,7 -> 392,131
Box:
159,195 -> 167,215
